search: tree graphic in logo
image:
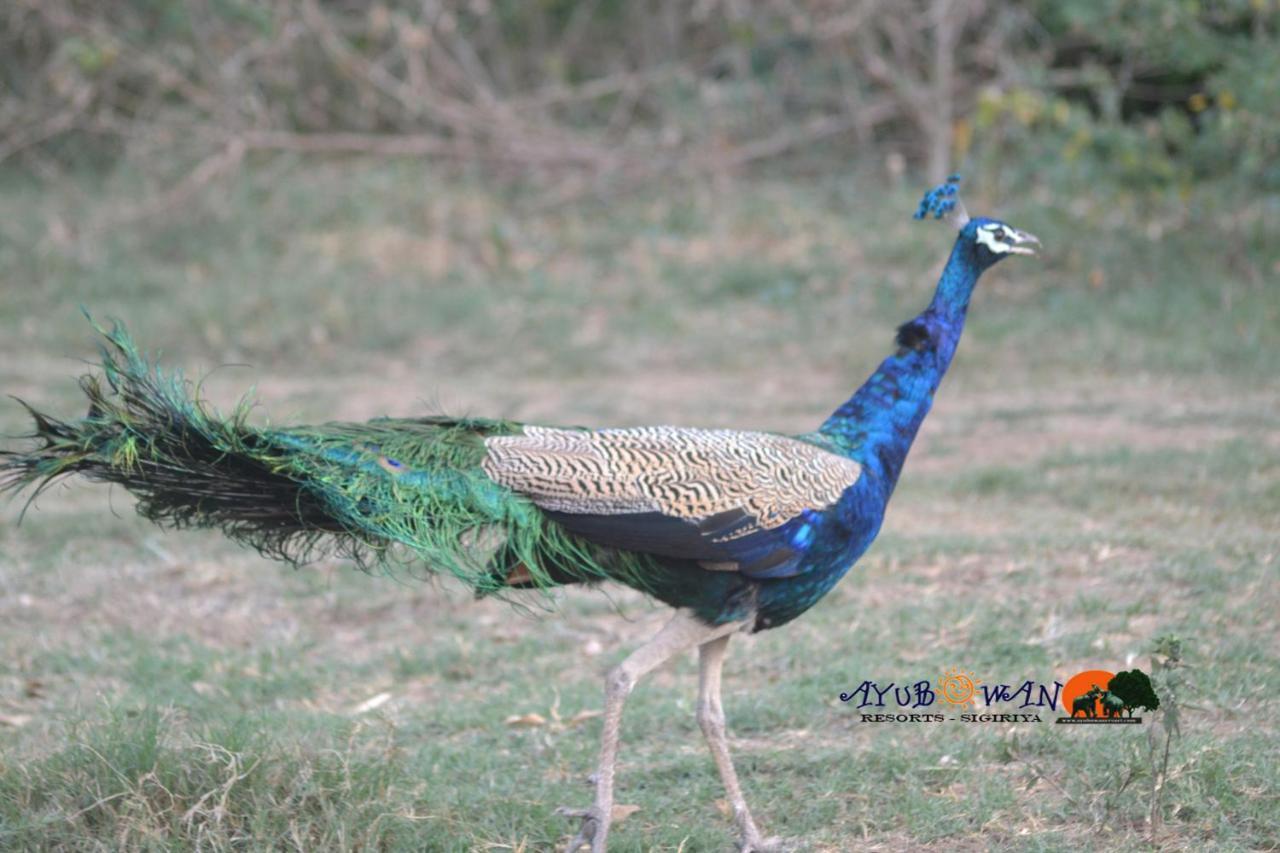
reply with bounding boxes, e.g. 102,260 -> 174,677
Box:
1107,669 -> 1160,717
1059,668 -> 1158,724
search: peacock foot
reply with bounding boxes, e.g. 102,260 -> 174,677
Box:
555,805 -> 606,853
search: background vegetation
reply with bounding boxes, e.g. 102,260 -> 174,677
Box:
1,1 -> 1277,850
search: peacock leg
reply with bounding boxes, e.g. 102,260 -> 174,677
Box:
697,634 -> 785,853
560,609 -> 745,853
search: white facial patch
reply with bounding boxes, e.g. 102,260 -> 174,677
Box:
975,224 -> 1014,254
976,223 -> 1039,256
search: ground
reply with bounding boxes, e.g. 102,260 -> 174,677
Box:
1,162 -> 1277,851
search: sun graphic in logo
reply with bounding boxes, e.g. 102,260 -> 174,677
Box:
1061,669 -> 1116,719
937,667 -> 982,706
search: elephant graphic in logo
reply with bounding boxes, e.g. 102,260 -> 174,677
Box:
1059,669 -> 1159,724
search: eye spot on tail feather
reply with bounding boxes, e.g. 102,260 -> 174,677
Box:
351,441 -> 407,476
377,455 -> 405,474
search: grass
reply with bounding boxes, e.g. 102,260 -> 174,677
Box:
1,159 -> 1278,851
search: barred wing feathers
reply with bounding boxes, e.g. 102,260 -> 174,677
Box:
481,426 -> 861,578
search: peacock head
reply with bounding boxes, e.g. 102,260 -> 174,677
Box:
914,175 -> 1040,269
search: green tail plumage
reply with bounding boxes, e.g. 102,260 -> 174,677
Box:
1,322 -> 637,595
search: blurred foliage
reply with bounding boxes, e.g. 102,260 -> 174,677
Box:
1,0 -> 1277,197
971,0 -> 1280,191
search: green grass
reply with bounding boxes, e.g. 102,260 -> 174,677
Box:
1,159 -> 1278,850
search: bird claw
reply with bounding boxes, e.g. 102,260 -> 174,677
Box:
556,805 -> 605,853
738,835 -> 794,853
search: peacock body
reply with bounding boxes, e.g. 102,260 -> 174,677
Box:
1,178 -> 1040,852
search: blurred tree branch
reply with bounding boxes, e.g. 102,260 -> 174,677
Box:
3,0 -> 1275,220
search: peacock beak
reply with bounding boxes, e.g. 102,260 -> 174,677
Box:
1008,229 -> 1041,257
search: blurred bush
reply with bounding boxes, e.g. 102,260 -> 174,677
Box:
1,0 -> 1277,199
970,0 -> 1280,193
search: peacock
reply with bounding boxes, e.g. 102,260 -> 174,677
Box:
1,177 -> 1039,852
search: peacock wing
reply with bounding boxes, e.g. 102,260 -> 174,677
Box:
479,426 -> 861,578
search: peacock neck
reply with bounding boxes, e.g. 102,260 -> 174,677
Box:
819,236 -> 983,495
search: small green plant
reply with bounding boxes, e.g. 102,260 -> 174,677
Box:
1147,634 -> 1186,836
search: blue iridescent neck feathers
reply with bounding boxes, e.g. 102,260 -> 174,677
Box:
820,177 -> 1036,493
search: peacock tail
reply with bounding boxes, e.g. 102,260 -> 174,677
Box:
0,321 -> 657,597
